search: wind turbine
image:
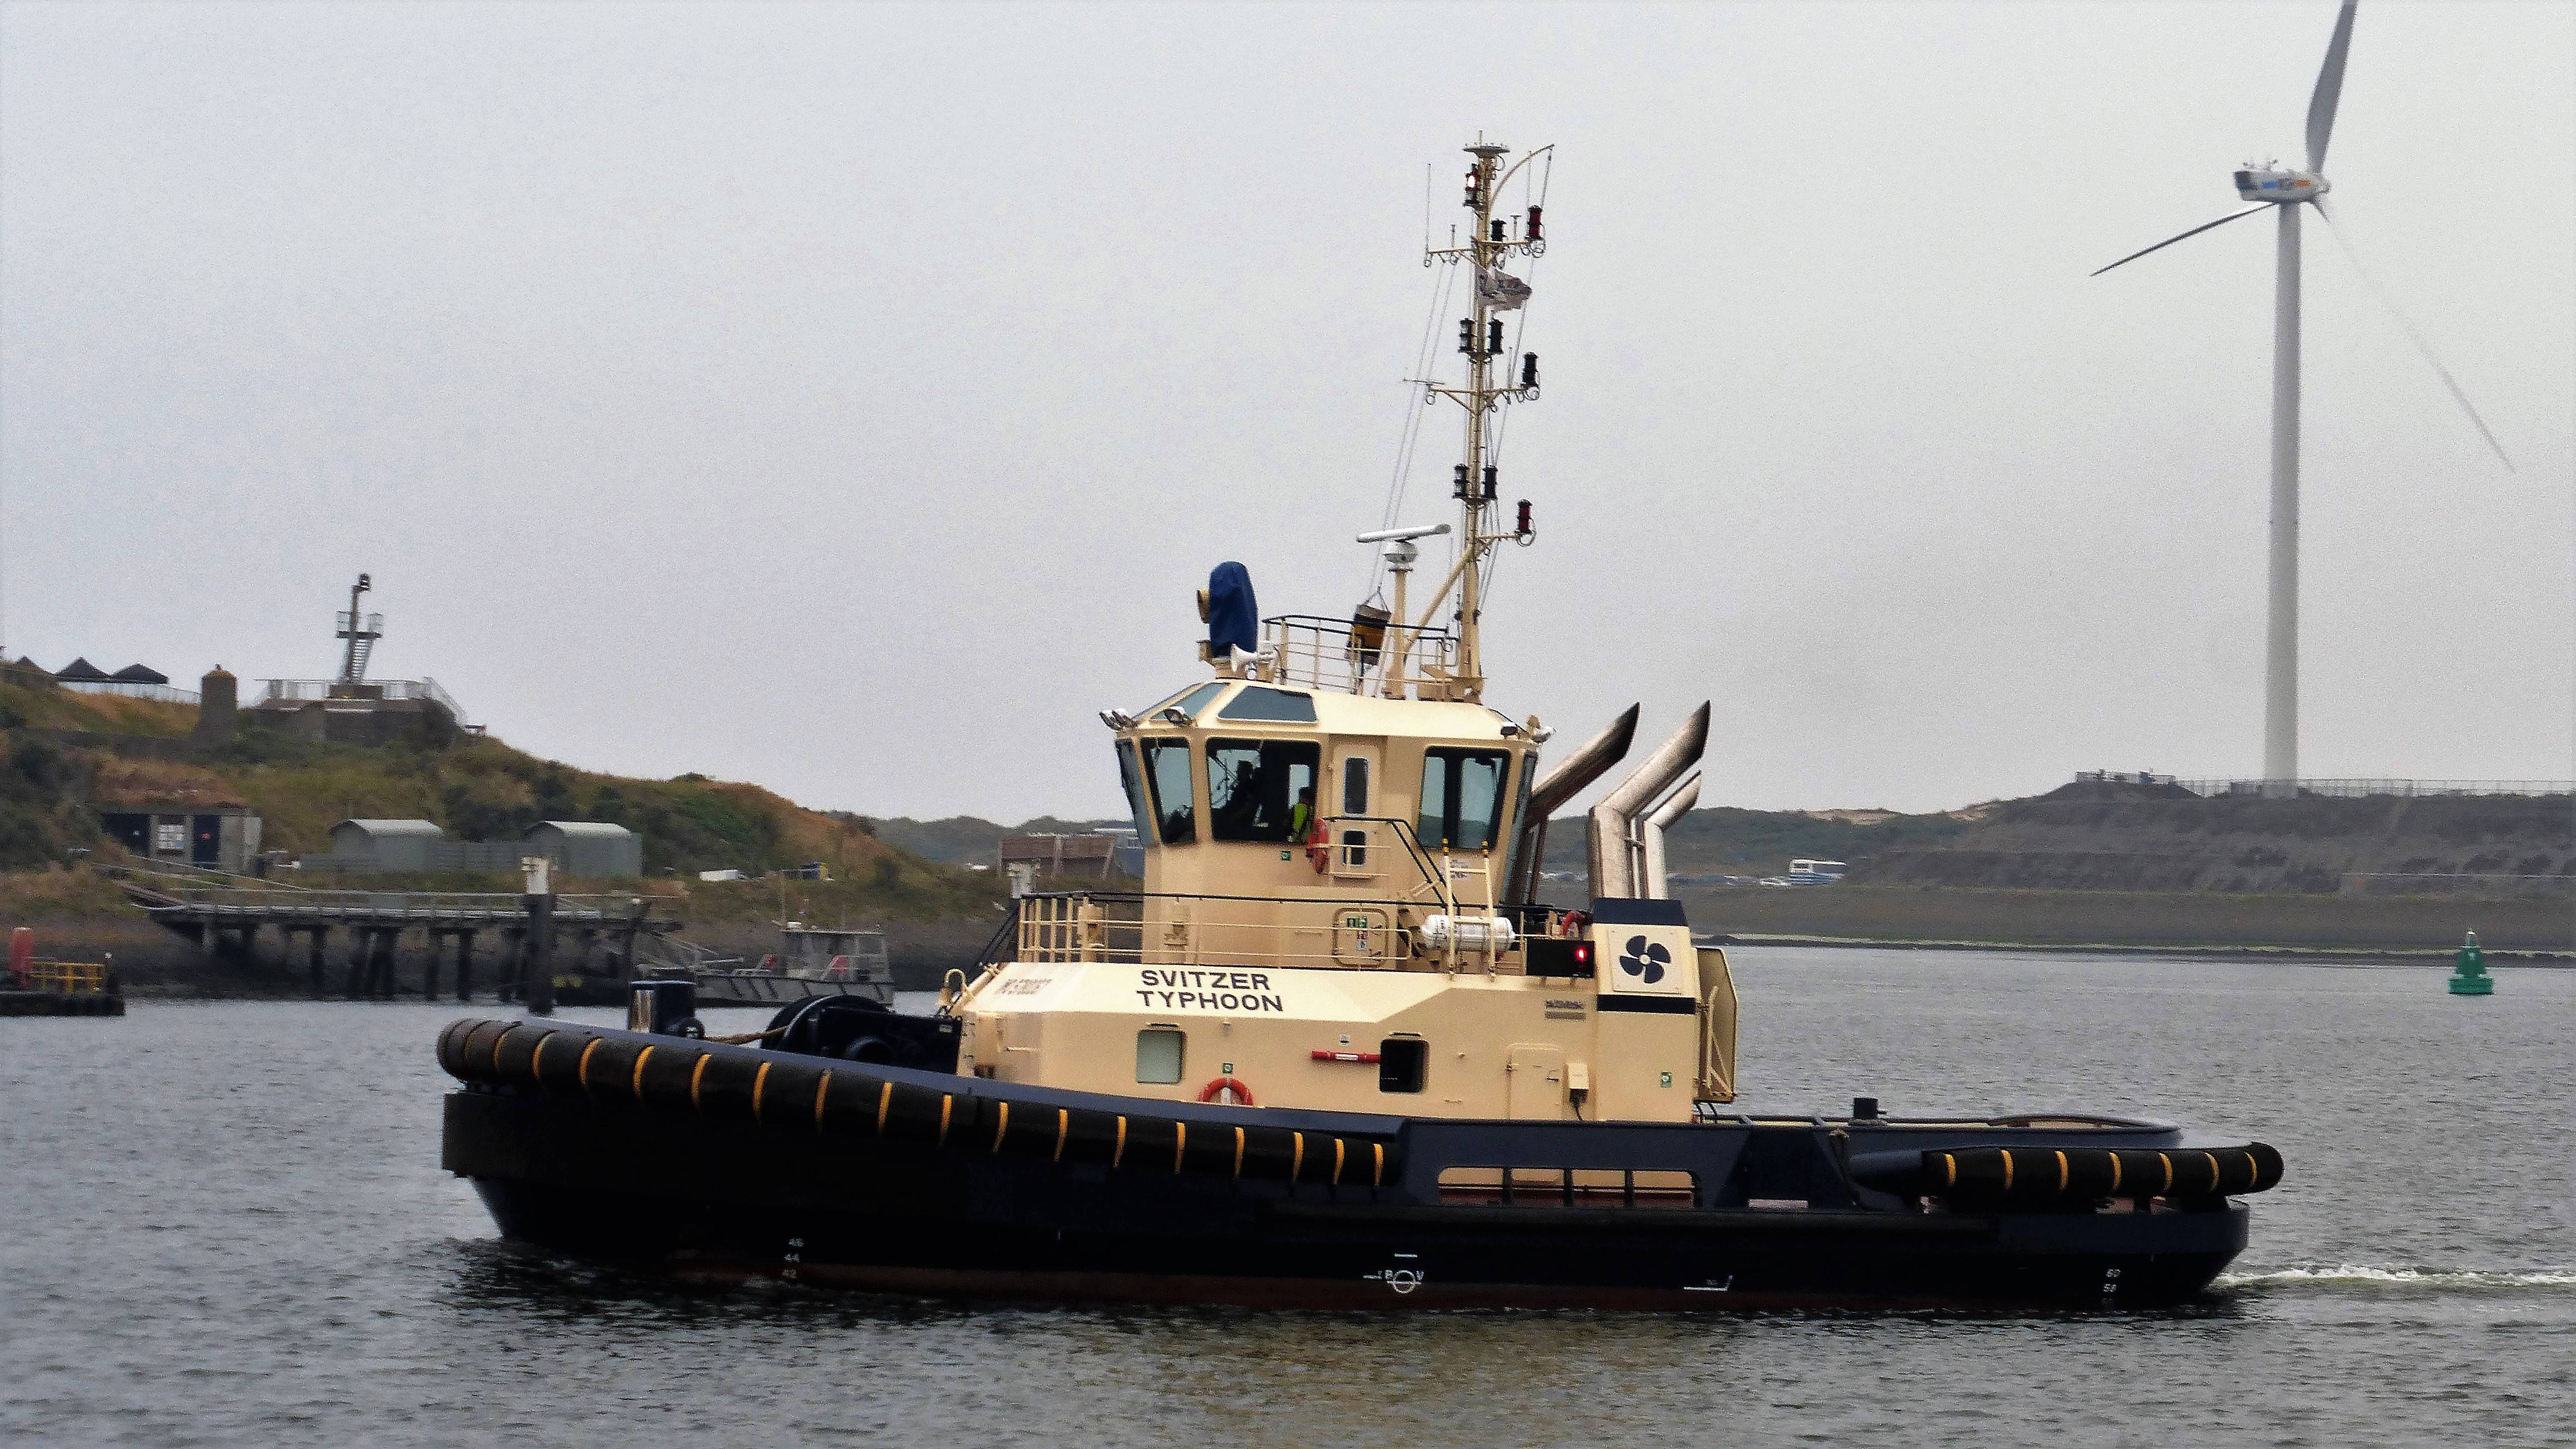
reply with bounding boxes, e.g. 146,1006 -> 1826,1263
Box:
2094,0 -> 2510,798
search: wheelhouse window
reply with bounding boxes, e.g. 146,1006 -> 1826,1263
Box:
1136,1027 -> 1185,1084
1205,738 -> 1319,844
1142,681 -> 1227,723
1142,740 -> 1197,845
1417,748 -> 1512,851
1341,757 -> 1370,815
1217,686 -> 1318,724
1116,742 -> 1157,847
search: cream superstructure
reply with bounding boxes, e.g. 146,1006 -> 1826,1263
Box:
949,139 -> 1732,1125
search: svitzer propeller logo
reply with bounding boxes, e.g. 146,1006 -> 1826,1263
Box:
1618,935 -> 1669,985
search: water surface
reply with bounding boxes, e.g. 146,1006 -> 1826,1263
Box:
4,950 -> 2568,1446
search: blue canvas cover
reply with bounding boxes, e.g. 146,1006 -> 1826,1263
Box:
1206,562 -> 1258,659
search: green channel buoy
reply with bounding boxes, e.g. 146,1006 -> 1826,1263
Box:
2447,930 -> 2494,996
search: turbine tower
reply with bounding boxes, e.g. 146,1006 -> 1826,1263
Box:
2094,0 -> 2357,798
2095,0 -> 2510,799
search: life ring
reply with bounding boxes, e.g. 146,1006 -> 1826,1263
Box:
1198,1076 -> 1256,1106
1304,817 -> 1331,873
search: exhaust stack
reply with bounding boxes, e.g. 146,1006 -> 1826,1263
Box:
1505,703 -> 1639,903
1588,703 -> 1710,899
1640,771 -> 1702,900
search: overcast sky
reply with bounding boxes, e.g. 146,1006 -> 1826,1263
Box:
4,1 -> 2570,823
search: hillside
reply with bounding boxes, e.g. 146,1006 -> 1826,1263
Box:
0,679 -> 998,913
870,814 -> 1124,865
1540,779 -> 2574,897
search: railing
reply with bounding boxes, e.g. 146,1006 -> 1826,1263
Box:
1259,614 -> 1456,696
25,960 -> 111,994
255,677 -> 466,720
144,888 -> 672,926
1005,886 -> 1566,973
60,680 -> 200,705
2078,772 -> 2574,799
637,935 -> 749,973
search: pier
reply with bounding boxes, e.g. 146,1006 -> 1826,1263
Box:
117,878 -> 681,1001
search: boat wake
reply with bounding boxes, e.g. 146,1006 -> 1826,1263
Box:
2221,1263 -> 2576,1293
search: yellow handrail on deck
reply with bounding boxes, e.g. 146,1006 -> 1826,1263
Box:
25,960 -> 111,994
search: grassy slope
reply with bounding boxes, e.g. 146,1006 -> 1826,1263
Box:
0,681 -> 1004,922
870,814 -> 1125,865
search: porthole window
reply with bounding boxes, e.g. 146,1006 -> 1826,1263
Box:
1342,757 -> 1370,814
1136,1027 -> 1186,1085
1379,1037 -> 1427,1093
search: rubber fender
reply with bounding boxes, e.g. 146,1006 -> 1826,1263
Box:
753,1057 -> 828,1129
634,1042 -> 707,1112
575,1034 -> 651,1104
1867,1142 -> 2285,1209
437,1019 -> 485,1079
690,1048 -> 763,1120
493,1022 -> 557,1083
1237,1126 -> 1300,1181
456,1020 -> 515,1082
1056,1106 -> 1127,1166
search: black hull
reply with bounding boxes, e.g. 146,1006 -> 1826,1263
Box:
442,1033 -> 2257,1312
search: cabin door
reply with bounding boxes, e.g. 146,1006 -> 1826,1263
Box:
1505,1043 -> 1568,1121
1327,742 -> 1384,884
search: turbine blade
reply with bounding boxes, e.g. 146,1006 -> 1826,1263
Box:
2091,206 -> 2271,277
2316,209 -> 2515,471
2307,0 -> 2359,173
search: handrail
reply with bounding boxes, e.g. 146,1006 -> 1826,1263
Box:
1258,614 -> 1456,695
1329,814 -> 1459,917
25,960 -> 112,994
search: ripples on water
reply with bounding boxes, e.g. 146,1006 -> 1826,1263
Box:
3,950 -> 2568,1446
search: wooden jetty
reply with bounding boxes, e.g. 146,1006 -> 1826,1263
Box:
119,878 -> 681,1001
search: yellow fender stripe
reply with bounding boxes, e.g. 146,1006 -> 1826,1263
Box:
1291,1132 -> 1305,1180
689,1054 -> 711,1113
876,1081 -> 893,1135
1113,1115 -> 1128,1167
490,1030 -> 510,1073
528,1031 -> 557,1086
631,1045 -> 657,1101
1332,1138 -> 1346,1185
2202,1152 -> 2222,1192
992,1100 -> 1011,1153
1054,1109 -> 1069,1162
1939,1153 -> 1956,1189
2000,1149 -> 2014,1192
2156,1152 -> 2173,1194
1173,1122 -> 1187,1173
1232,1126 -> 1246,1178
751,1060 -> 771,1122
1372,1142 -> 1385,1187
2106,1153 -> 2123,1193
814,1071 -> 832,1132
937,1095 -> 954,1148
577,1039 -> 604,1100
2054,1150 -> 2069,1192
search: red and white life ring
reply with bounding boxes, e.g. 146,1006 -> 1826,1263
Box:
1197,1076 -> 1256,1106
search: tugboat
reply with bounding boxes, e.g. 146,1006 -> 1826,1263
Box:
439,138 -> 2281,1309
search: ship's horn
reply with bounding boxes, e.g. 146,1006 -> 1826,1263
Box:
1588,703 -> 1710,900
1505,703 -> 1639,903
1640,770 -> 1702,901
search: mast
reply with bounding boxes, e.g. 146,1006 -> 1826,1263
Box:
1413,137 -> 1547,704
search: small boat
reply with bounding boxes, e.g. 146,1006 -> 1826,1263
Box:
661,926 -> 898,1009
438,136 -> 2281,1309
